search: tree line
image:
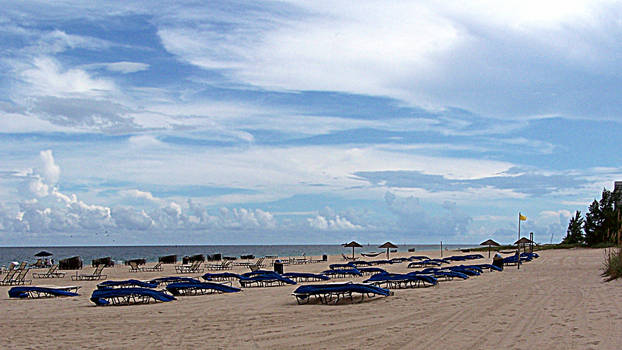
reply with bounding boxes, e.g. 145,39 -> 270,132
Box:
562,188 -> 622,246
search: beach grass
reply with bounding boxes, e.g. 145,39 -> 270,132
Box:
602,246 -> 622,281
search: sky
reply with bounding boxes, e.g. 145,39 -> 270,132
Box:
1,0 -> 622,246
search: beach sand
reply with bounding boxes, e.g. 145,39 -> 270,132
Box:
1,248 -> 622,349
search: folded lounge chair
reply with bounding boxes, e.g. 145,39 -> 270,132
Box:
321,268 -> 362,278
281,272 -> 331,282
292,282 -> 392,304
71,265 -> 107,281
90,287 -> 176,306
165,281 -> 241,296
97,279 -> 159,289
364,272 -> 437,289
9,286 -> 80,298
202,272 -> 243,281
32,265 -> 66,279
149,276 -> 201,286
357,267 -> 387,276
238,271 -> 296,288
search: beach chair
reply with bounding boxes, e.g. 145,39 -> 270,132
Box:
9,286 -> 81,298
292,282 -> 392,304
281,272 -> 331,282
247,257 -> 265,272
32,265 -> 66,279
90,288 -> 176,306
140,262 -> 163,272
206,261 -> 232,271
128,261 -> 141,272
97,279 -> 158,289
71,265 -> 107,281
175,260 -> 204,274
0,268 -> 18,286
364,272 -> 437,289
166,281 -> 241,296
7,268 -> 32,286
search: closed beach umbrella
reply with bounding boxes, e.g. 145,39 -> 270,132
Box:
343,241 -> 363,259
34,251 -> 53,257
378,242 -> 398,259
480,239 -> 500,258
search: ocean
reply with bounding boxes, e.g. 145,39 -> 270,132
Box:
0,244 -> 474,267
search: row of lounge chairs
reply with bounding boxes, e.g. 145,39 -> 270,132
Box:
0,262 -> 32,286
71,265 -> 107,281
128,261 -> 163,273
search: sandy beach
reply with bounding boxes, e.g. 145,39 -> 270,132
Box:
2,248 -> 622,349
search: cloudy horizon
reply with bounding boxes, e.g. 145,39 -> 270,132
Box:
1,1 -> 621,246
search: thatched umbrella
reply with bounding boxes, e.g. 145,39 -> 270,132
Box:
378,242 -> 398,259
343,241 -> 363,259
480,239 -> 500,258
514,237 -> 534,253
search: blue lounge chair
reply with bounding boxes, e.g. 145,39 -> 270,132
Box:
329,263 -> 355,269
90,288 -> 176,306
292,282 -> 392,304
149,276 -> 201,286
166,281 -> 241,296
408,260 -> 441,268
97,279 -> 158,289
202,272 -> 243,281
321,268 -> 362,278
357,267 -> 386,276
407,255 -> 430,261
281,272 -> 331,282
239,271 -> 297,288
364,272 -> 437,288
9,286 -> 80,298
348,260 -> 372,267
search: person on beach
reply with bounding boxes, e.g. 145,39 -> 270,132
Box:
492,253 -> 504,270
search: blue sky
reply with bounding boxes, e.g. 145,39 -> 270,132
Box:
1,0 -> 621,246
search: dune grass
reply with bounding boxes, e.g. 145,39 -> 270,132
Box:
602,247 -> 622,281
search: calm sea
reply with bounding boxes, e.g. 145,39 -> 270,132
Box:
0,244 -> 474,267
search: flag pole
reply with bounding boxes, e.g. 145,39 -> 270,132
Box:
517,212 -> 521,270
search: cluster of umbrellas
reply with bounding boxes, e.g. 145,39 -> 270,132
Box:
344,237 -> 535,260
343,241 -> 398,259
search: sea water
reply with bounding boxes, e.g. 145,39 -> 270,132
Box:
0,244 -> 472,266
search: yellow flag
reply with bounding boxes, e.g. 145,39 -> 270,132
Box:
519,213 -> 527,221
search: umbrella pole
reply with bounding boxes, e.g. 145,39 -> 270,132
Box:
488,245 -> 491,258
352,247 -> 355,259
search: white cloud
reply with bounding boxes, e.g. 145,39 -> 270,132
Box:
19,56 -> 116,97
102,61 -> 149,74
39,150 -> 60,185
307,214 -> 363,231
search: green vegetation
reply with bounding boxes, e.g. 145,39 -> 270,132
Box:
602,247 -> 622,282
562,188 -> 621,247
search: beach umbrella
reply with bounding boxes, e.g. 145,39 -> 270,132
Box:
378,242 -> 398,259
34,251 -> 53,257
343,241 -> 363,259
514,237 -> 534,253
480,239 -> 500,258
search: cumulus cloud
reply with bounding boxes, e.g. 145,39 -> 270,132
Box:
307,214 -> 363,231
39,150 -> 60,185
